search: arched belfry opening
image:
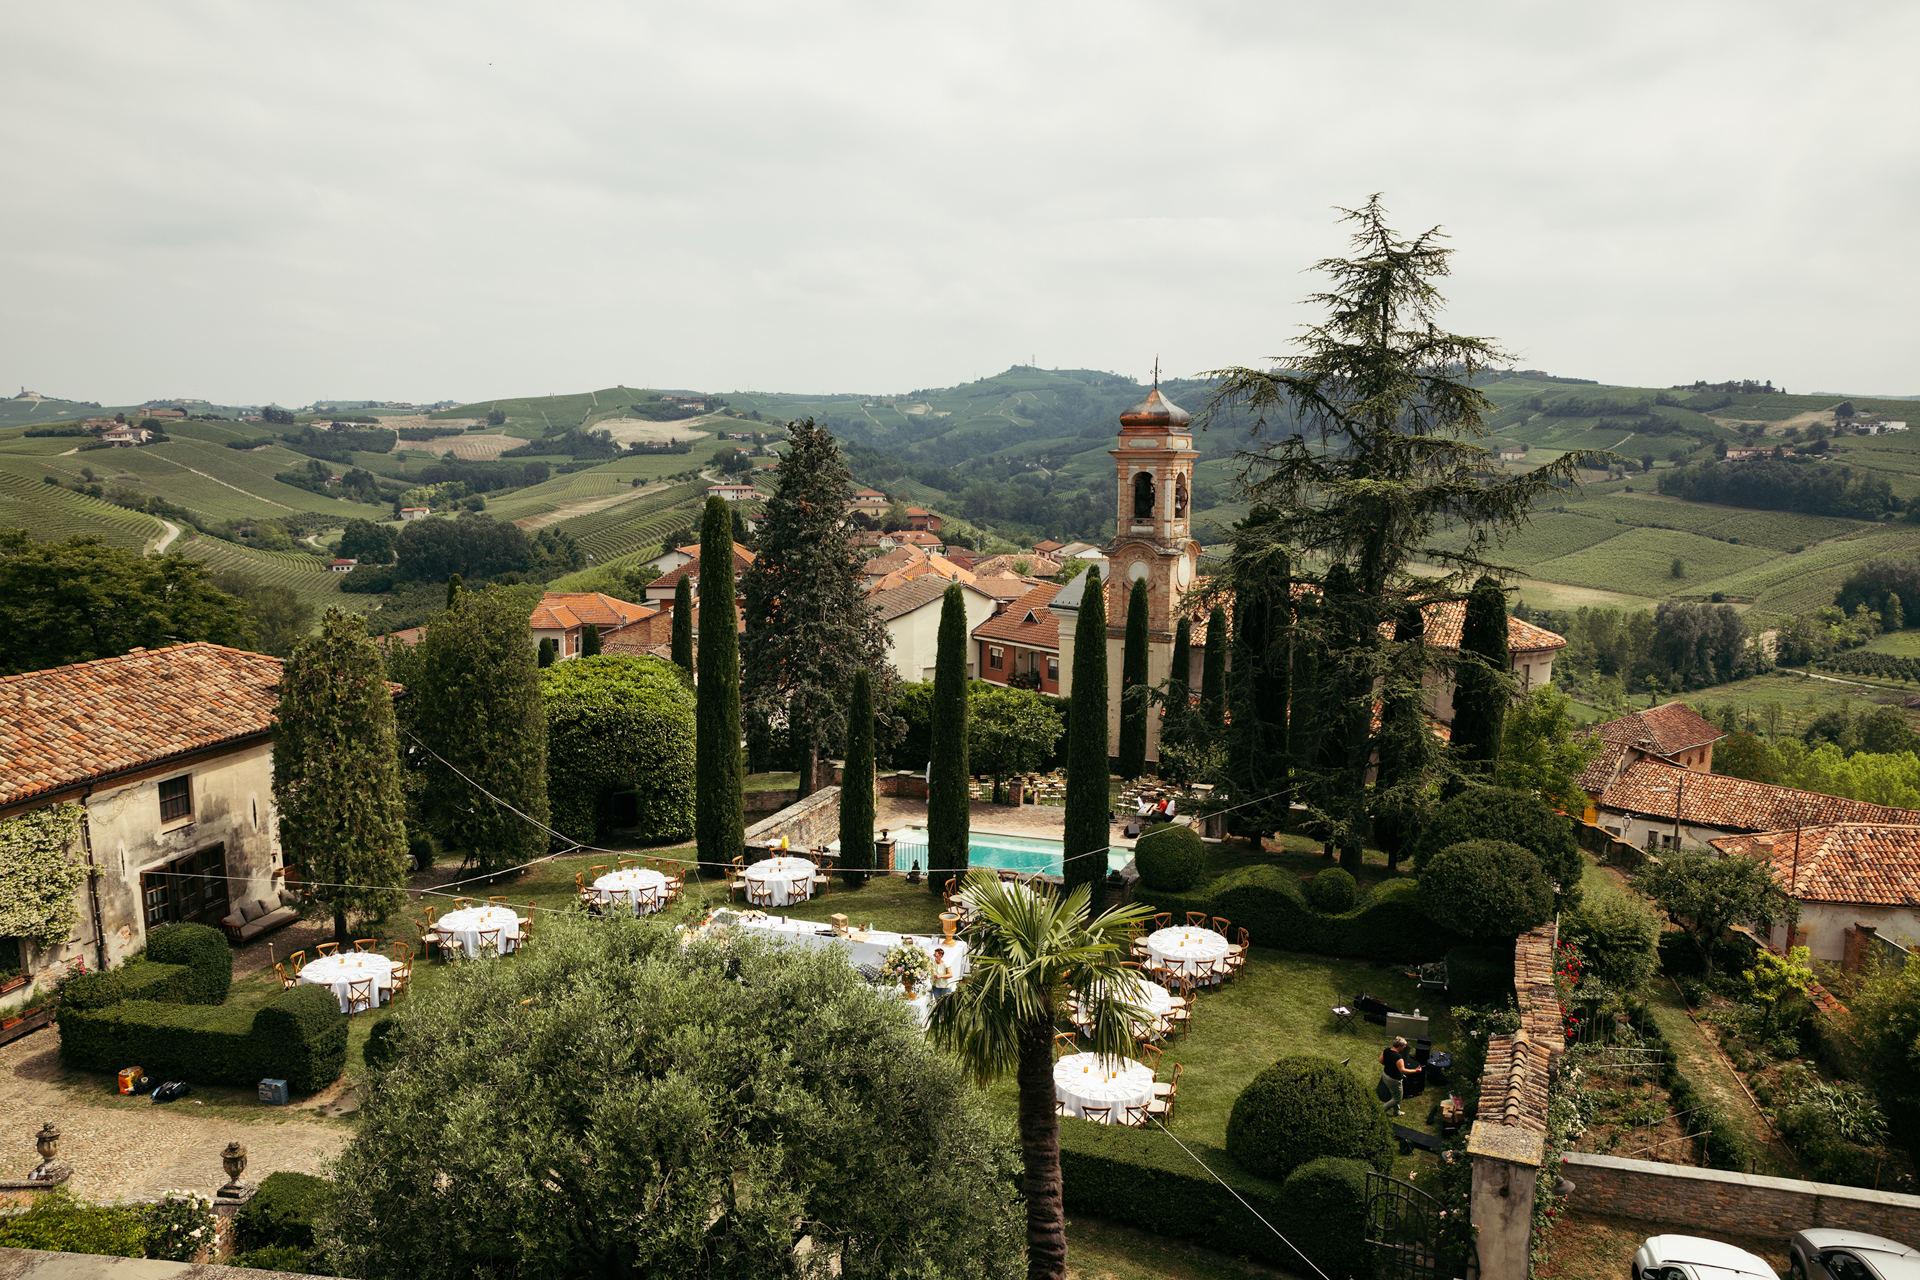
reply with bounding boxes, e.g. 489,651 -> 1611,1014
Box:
1174,473 -> 1189,519
1132,470 -> 1155,519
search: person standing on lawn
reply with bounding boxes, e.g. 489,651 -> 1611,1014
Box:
930,948 -> 954,1002
1379,1035 -> 1419,1116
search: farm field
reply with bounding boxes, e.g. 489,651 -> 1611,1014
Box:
0,470 -> 166,549
542,479 -> 708,561
1528,526 -> 1774,597
179,535 -> 370,615
0,438 -> 359,521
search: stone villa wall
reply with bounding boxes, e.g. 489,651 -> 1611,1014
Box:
742,787 -> 841,852
1562,1151 -> 1920,1242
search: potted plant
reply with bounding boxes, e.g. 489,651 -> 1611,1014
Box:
880,940 -> 932,999
0,969 -> 25,996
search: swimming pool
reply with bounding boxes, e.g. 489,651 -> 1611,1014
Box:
883,826 -> 1129,881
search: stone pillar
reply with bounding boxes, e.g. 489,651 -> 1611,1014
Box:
874,837 -> 896,874
1467,1122 -> 1544,1280
1008,778 -> 1025,807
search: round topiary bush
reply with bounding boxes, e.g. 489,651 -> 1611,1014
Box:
1225,1055 -> 1395,1182
1409,788 -> 1581,904
1134,821 -> 1206,892
1279,1157 -> 1374,1277
541,655 -> 696,844
1308,867 -> 1357,913
1420,839 -> 1553,940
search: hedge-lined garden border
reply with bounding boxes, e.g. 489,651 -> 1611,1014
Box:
1134,866 -> 1458,963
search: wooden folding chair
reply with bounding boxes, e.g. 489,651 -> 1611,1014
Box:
1053,1030 -> 1078,1060
747,878 -> 776,909
788,875 -> 811,904
1154,1062 -> 1183,1098
1136,1041 -> 1164,1076
454,897 -> 475,911
812,855 -> 834,899
488,896 -> 509,907
275,962 -> 297,991
1079,1104 -> 1112,1125
286,949 -> 306,975
315,942 -> 340,957
476,928 -> 502,959
1185,911 -> 1208,928
518,903 -> 535,938
353,938 -> 377,953
345,978 -> 375,1016
1211,916 -> 1231,937
1151,913 -> 1172,931
1120,1102 -> 1150,1128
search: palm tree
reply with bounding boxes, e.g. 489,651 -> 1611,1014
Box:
927,870 -> 1156,1280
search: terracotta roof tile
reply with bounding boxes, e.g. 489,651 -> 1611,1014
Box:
869,577 -> 992,622
531,592 -> 654,630
1711,824 -> 1920,907
1419,601 -> 1567,652
1587,703 -> 1725,758
0,643 -> 283,809
1599,759 -> 1920,832
1574,740 -> 1637,795
972,583 -> 1063,652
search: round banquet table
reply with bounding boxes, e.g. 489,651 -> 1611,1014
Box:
593,868 -> 669,913
1071,976 -> 1175,1037
745,856 -> 817,907
436,905 -> 523,958
299,953 -> 397,1014
1145,926 -> 1231,986
1054,1052 -> 1156,1124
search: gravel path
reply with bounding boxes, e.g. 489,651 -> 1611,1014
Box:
0,1028 -> 350,1204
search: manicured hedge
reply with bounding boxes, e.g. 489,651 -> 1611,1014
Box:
1056,1122 -> 1374,1276
1308,866 -> 1357,913
59,960 -> 196,1011
1226,1055 -> 1395,1181
1138,865 -> 1456,962
1444,942 -> 1516,1005
144,922 -> 234,1005
237,1171 -> 335,1251
59,984 -> 345,1093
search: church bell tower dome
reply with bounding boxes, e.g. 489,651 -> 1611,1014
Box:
1105,373 -> 1201,642
1118,387 -> 1193,429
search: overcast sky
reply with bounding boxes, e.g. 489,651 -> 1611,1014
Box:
3,1 -> 1914,406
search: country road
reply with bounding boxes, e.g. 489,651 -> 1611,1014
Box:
150,519 -> 181,553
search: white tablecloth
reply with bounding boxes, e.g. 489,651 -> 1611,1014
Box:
733,916 -> 971,982
1146,927 -> 1230,985
1071,975 -> 1174,1036
1054,1052 -> 1155,1124
594,869 -> 669,913
299,953 -> 396,1014
436,905 -> 523,958
745,856 -> 817,907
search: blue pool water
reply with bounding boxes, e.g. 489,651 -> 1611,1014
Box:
885,827 -> 1128,880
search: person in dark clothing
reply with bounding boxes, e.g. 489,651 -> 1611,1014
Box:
1379,1036 -> 1419,1116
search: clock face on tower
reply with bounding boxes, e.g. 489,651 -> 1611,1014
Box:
1174,555 -> 1193,589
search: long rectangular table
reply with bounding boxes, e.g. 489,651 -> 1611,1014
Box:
727,914 -> 971,982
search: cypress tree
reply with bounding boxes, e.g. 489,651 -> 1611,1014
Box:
445,573 -> 463,611
1062,567 -> 1109,898
400,587 -> 549,876
695,497 -> 745,871
1451,575 -> 1510,778
537,637 -> 555,668
1372,602 -> 1435,867
671,574 -> 694,677
580,623 -> 601,657
274,609 -> 409,945
1200,604 -> 1228,735
1157,615 -> 1193,779
1117,577 -> 1150,780
927,583 -> 970,895
838,667 -> 876,890
1226,531 -> 1291,838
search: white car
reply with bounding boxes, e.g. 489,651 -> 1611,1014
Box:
1634,1235 -> 1780,1280
1789,1229 -> 1920,1280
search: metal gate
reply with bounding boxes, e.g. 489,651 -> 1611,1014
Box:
1365,1171 -> 1465,1280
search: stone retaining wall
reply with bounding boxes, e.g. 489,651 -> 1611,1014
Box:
743,787 -> 841,852
878,772 -> 928,799
745,789 -> 797,815
1563,1151 -> 1920,1241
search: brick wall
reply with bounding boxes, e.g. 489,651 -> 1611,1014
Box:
745,789 -> 798,815
1563,1151 -> 1920,1241
878,771 -> 928,799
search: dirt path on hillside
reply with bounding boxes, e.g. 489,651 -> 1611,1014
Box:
148,519 -> 181,554
512,480 -> 671,530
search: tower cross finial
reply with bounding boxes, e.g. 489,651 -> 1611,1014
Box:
1152,357 -> 1160,390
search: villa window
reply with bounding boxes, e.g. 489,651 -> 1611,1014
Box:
1047,656 -> 1059,684
989,646 -> 1004,671
159,775 -> 192,824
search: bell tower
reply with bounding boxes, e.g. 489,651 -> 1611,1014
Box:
1105,378 -> 1200,639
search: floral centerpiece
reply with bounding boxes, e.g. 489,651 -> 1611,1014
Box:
880,940 -> 933,994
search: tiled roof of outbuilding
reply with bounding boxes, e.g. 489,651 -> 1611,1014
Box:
1711,824 -> 1920,907
1598,758 -> 1920,832
1588,702 -> 1725,758
0,643 -> 282,809
973,583 -> 1063,651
